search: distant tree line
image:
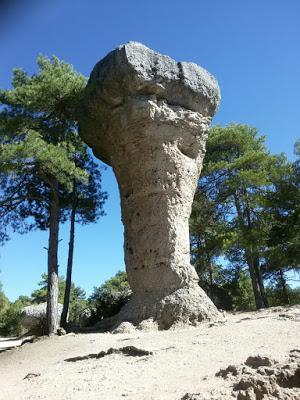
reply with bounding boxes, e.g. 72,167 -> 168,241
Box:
0,271 -> 129,337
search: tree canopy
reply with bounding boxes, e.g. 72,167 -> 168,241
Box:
0,55 -> 106,334
190,124 -> 300,309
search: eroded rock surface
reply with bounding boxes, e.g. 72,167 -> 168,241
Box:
79,42 -> 222,329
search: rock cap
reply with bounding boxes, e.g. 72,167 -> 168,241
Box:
83,41 -> 221,116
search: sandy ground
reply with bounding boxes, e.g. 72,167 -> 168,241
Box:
0,306 -> 299,400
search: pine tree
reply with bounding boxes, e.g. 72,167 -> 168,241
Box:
262,141 -> 300,300
60,141 -> 107,328
192,124 -> 284,309
0,56 -> 98,334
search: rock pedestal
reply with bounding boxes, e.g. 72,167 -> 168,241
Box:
80,42 -> 222,329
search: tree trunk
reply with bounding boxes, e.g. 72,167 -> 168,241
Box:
208,262 -> 214,299
47,179 -> 60,335
243,196 -> 268,308
233,193 -> 267,310
253,255 -> 268,308
61,190 -> 76,328
246,253 -> 264,309
279,269 -> 290,304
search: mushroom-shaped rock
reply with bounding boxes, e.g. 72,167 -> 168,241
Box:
80,42 -> 222,330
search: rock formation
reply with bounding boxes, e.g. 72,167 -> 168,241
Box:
21,302 -> 63,334
79,42 -> 222,330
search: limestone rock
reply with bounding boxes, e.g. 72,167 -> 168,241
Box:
21,303 -> 63,333
57,327 -> 66,336
112,321 -> 136,334
79,42 -> 222,330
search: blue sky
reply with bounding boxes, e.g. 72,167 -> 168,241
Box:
1,0 -> 299,300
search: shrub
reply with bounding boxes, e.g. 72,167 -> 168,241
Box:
88,271 -> 131,324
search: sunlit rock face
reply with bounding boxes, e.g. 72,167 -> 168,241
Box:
80,42 -> 222,330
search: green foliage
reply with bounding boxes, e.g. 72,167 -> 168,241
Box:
0,282 -> 10,336
294,139 -> 300,157
228,268 -> 256,311
0,54 -> 107,240
0,55 -> 106,333
0,55 -> 90,241
0,273 -> 87,336
190,189 -> 228,271
31,273 -> 64,303
0,55 -> 86,134
266,284 -> 300,307
191,123 -> 299,309
0,294 -> 31,337
194,262 -> 255,311
0,56 -> 89,240
0,303 -> 23,337
31,273 -> 87,323
0,281 -> 11,335
263,149 -> 300,273
202,124 -> 278,255
89,271 -> 130,322
0,130 -> 87,190
59,141 -> 108,226
0,282 -> 9,314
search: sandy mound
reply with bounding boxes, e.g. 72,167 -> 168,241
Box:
0,306 -> 299,400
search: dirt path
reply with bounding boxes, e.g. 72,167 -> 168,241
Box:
0,306 -> 299,400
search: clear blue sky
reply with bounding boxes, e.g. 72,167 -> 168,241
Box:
1,0 -> 299,301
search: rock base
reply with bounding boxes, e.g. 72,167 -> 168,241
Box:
94,285 -> 223,333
